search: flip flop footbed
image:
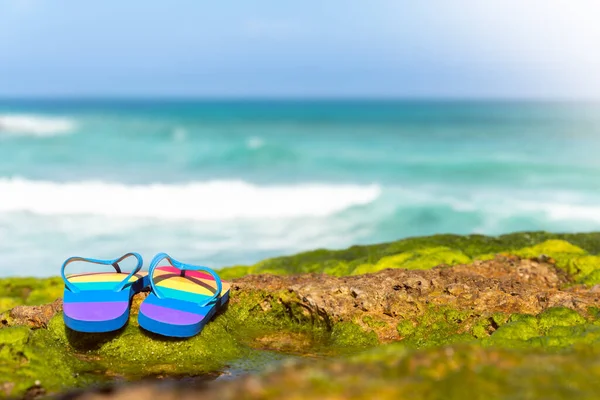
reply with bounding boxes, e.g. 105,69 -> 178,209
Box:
66,272 -> 147,291
152,266 -> 230,301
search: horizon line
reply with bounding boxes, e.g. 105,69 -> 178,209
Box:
0,95 -> 599,103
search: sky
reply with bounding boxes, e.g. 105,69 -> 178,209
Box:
1,0 -> 599,99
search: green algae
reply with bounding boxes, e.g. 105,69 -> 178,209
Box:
507,239 -> 600,285
487,317 -> 540,343
338,343 -> 600,400
4,300 -> 600,398
538,307 -> 587,332
4,231 -> 600,397
512,239 -> 587,258
0,325 -> 100,398
350,247 -> 471,275
392,305 -> 600,352
217,231 -> 600,280
484,307 -> 600,351
0,277 -> 63,311
580,268 -> 600,286
328,322 -> 378,352
0,288 -> 381,397
218,266 -> 252,281
3,232 -> 600,294
396,306 -> 483,349
43,290 -> 323,378
225,343 -> 600,399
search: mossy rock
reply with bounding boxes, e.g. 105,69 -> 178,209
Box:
0,277 -> 63,311
510,240 -> 600,285
218,232 -> 600,281
281,344 -> 600,399
488,319 -> 540,342
351,247 -> 471,275
579,269 -> 600,286
5,232 -> 600,397
512,239 -> 586,258
538,307 -> 586,333
0,325 -> 98,397
217,266 -> 253,281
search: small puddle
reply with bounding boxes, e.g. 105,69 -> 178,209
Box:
217,350 -> 307,381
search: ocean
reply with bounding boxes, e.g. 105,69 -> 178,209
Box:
1,99 -> 599,276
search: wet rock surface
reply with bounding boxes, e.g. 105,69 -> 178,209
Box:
3,255 -> 600,399
1,299 -> 62,329
56,344 -> 600,400
4,256 -> 594,337
233,256 -> 595,341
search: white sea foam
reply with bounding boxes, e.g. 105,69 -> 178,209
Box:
0,178 -> 381,220
0,114 -> 76,137
246,136 -> 265,149
172,127 -> 187,142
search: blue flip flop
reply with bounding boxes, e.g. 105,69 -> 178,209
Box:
138,253 -> 230,338
61,253 -> 148,333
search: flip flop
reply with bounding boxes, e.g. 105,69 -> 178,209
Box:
62,253 -> 148,333
138,253 -> 230,338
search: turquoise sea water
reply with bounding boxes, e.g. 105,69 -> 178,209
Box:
1,100 -> 600,276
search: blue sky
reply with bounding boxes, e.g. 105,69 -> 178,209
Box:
1,0 -> 599,98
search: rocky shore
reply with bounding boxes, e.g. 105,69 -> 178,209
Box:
3,232 -> 600,399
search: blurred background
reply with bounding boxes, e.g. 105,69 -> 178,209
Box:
1,0 -> 599,276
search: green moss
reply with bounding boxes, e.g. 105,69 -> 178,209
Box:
481,307 -> 600,350
393,306 -> 600,352
579,268 -> 600,286
1,287 -> 381,397
362,316 -> 388,329
491,312 -> 510,327
6,232 -> 600,397
217,265 -> 253,280
476,239 -> 600,286
512,239 -> 586,258
351,247 -> 471,275
0,325 -> 99,397
246,342 -> 600,399
321,261 -> 354,276
329,322 -> 378,351
213,232 -> 600,278
0,298 -> 20,314
396,319 -> 416,338
488,319 -> 540,342
0,277 -> 62,312
43,289 -> 327,378
538,307 -> 586,332
352,344 -> 600,399
471,324 -> 488,339
397,306 -> 482,348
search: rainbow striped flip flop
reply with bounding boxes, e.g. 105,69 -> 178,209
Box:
61,253 -> 148,333
138,253 -> 230,338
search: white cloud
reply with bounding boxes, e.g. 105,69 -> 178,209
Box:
452,0 -> 600,97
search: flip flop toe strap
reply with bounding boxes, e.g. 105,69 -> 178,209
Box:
61,252 -> 144,293
148,252 -> 222,307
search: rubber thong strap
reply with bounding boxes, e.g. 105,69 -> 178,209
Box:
61,252 -> 143,293
148,252 -> 222,306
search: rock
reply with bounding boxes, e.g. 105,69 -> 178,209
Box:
3,256 -> 598,345
2,299 -> 63,329
4,232 -> 600,399
57,344 -> 600,400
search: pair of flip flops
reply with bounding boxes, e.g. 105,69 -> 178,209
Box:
61,252 -> 230,338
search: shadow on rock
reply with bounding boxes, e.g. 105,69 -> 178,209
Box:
65,325 -> 127,352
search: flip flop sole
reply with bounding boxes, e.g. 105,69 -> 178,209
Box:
138,291 -> 229,338
63,273 -> 150,333
64,301 -> 131,333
